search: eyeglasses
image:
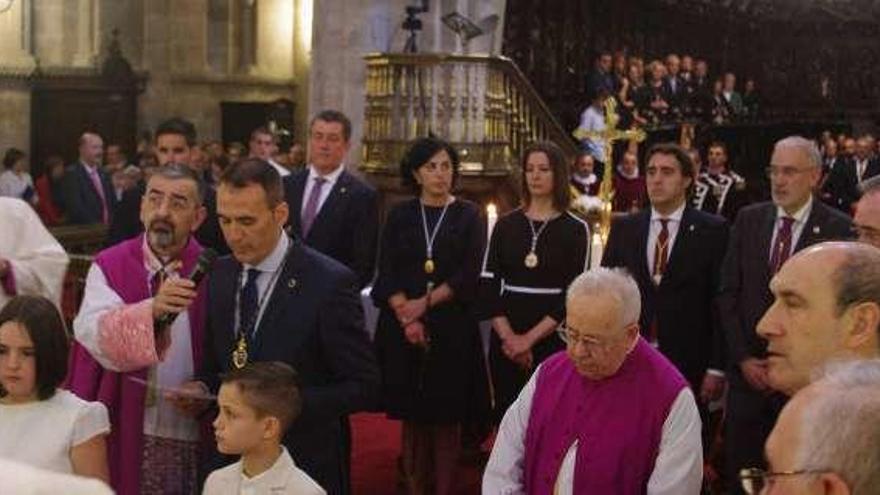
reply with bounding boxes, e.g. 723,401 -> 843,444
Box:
556,323 -> 616,351
739,467 -> 830,494
765,166 -> 813,179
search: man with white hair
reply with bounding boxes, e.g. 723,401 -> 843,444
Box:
758,241 -> 880,396
739,359 -> 880,495
719,136 -> 853,492
483,268 -> 703,494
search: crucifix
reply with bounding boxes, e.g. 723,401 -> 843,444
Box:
573,97 -> 647,243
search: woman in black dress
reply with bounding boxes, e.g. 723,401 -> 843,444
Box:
372,137 -> 486,495
482,141 -> 591,422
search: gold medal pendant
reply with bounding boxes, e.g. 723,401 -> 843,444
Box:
524,251 -> 539,269
424,258 -> 435,274
232,338 -> 249,369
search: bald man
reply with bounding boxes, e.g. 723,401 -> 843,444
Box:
63,132 -> 115,224
758,242 -> 880,396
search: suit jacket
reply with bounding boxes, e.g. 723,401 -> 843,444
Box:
285,168 -> 379,288
602,207 -> 729,387
62,162 -> 115,225
201,237 -> 380,494
825,157 -> 880,212
718,200 -> 852,387
106,181 -> 229,254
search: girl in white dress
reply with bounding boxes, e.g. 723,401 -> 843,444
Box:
0,295 -> 110,483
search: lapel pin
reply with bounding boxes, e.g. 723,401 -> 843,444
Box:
288,279 -> 297,289
813,226 -> 820,234
340,187 -> 347,194
689,224 -> 695,232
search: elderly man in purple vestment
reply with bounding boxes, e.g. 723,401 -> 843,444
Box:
67,164 -> 209,495
483,267 -> 703,494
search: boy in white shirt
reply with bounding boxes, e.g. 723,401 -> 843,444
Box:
203,361 -> 325,495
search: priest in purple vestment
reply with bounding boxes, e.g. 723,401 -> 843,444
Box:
67,164 -> 210,495
483,267 -> 703,495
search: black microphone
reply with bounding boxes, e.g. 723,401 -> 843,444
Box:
154,248 -> 218,330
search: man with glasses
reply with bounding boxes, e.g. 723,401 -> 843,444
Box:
739,359 -> 880,494
69,164 -> 209,494
854,175 -> 880,248
719,136 -> 852,493
483,267 -> 702,494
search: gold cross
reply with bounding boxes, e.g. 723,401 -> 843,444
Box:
572,97 -> 647,240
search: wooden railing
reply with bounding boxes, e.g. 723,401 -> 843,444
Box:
362,53 -> 577,176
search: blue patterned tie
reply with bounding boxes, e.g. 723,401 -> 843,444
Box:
240,268 -> 261,339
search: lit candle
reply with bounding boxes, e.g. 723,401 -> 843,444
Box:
486,202 -> 498,246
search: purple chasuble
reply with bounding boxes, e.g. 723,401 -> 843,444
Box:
523,338 -> 687,495
66,235 -> 206,495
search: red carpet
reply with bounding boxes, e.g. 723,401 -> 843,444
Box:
350,413 -> 484,495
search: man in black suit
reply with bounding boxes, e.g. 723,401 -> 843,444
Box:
108,117 -> 229,253
584,51 -> 614,101
602,142 -> 728,421
825,135 -> 880,213
284,110 -> 379,289
63,132 -> 115,224
718,136 -> 853,493
189,158 -> 379,494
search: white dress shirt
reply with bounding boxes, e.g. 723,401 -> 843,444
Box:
769,196 -> 813,260
855,158 -> 869,183
268,158 -> 291,177
646,202 -> 686,279
237,233 -> 290,336
202,447 -> 326,495
578,106 -> 607,163
483,363 -> 703,495
301,164 -> 345,217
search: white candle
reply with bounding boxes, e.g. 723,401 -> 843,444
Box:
486,203 -> 498,246
590,231 -> 604,270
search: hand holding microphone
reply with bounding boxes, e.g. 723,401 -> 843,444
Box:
153,249 -> 217,330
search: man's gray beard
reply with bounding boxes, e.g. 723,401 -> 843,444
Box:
148,229 -> 175,251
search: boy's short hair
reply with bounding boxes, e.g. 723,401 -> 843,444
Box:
220,361 -> 302,434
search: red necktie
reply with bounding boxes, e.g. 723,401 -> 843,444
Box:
770,216 -> 795,273
649,219 -> 670,344
652,219 -> 670,283
87,166 -> 109,224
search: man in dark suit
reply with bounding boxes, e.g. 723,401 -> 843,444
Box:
825,135 -> 880,213
602,142 -> 729,423
189,158 -> 379,494
63,132 -> 116,224
108,117 -> 229,253
584,51 -> 614,101
284,110 -> 379,288
718,136 -> 853,493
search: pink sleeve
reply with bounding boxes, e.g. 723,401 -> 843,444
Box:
96,299 -> 166,372
1,266 -> 16,296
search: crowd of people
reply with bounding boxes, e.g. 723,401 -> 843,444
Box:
1,106 -> 880,495
584,51 -> 762,131
0,127 -> 307,229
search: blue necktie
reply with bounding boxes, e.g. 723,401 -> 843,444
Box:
240,268 -> 261,339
